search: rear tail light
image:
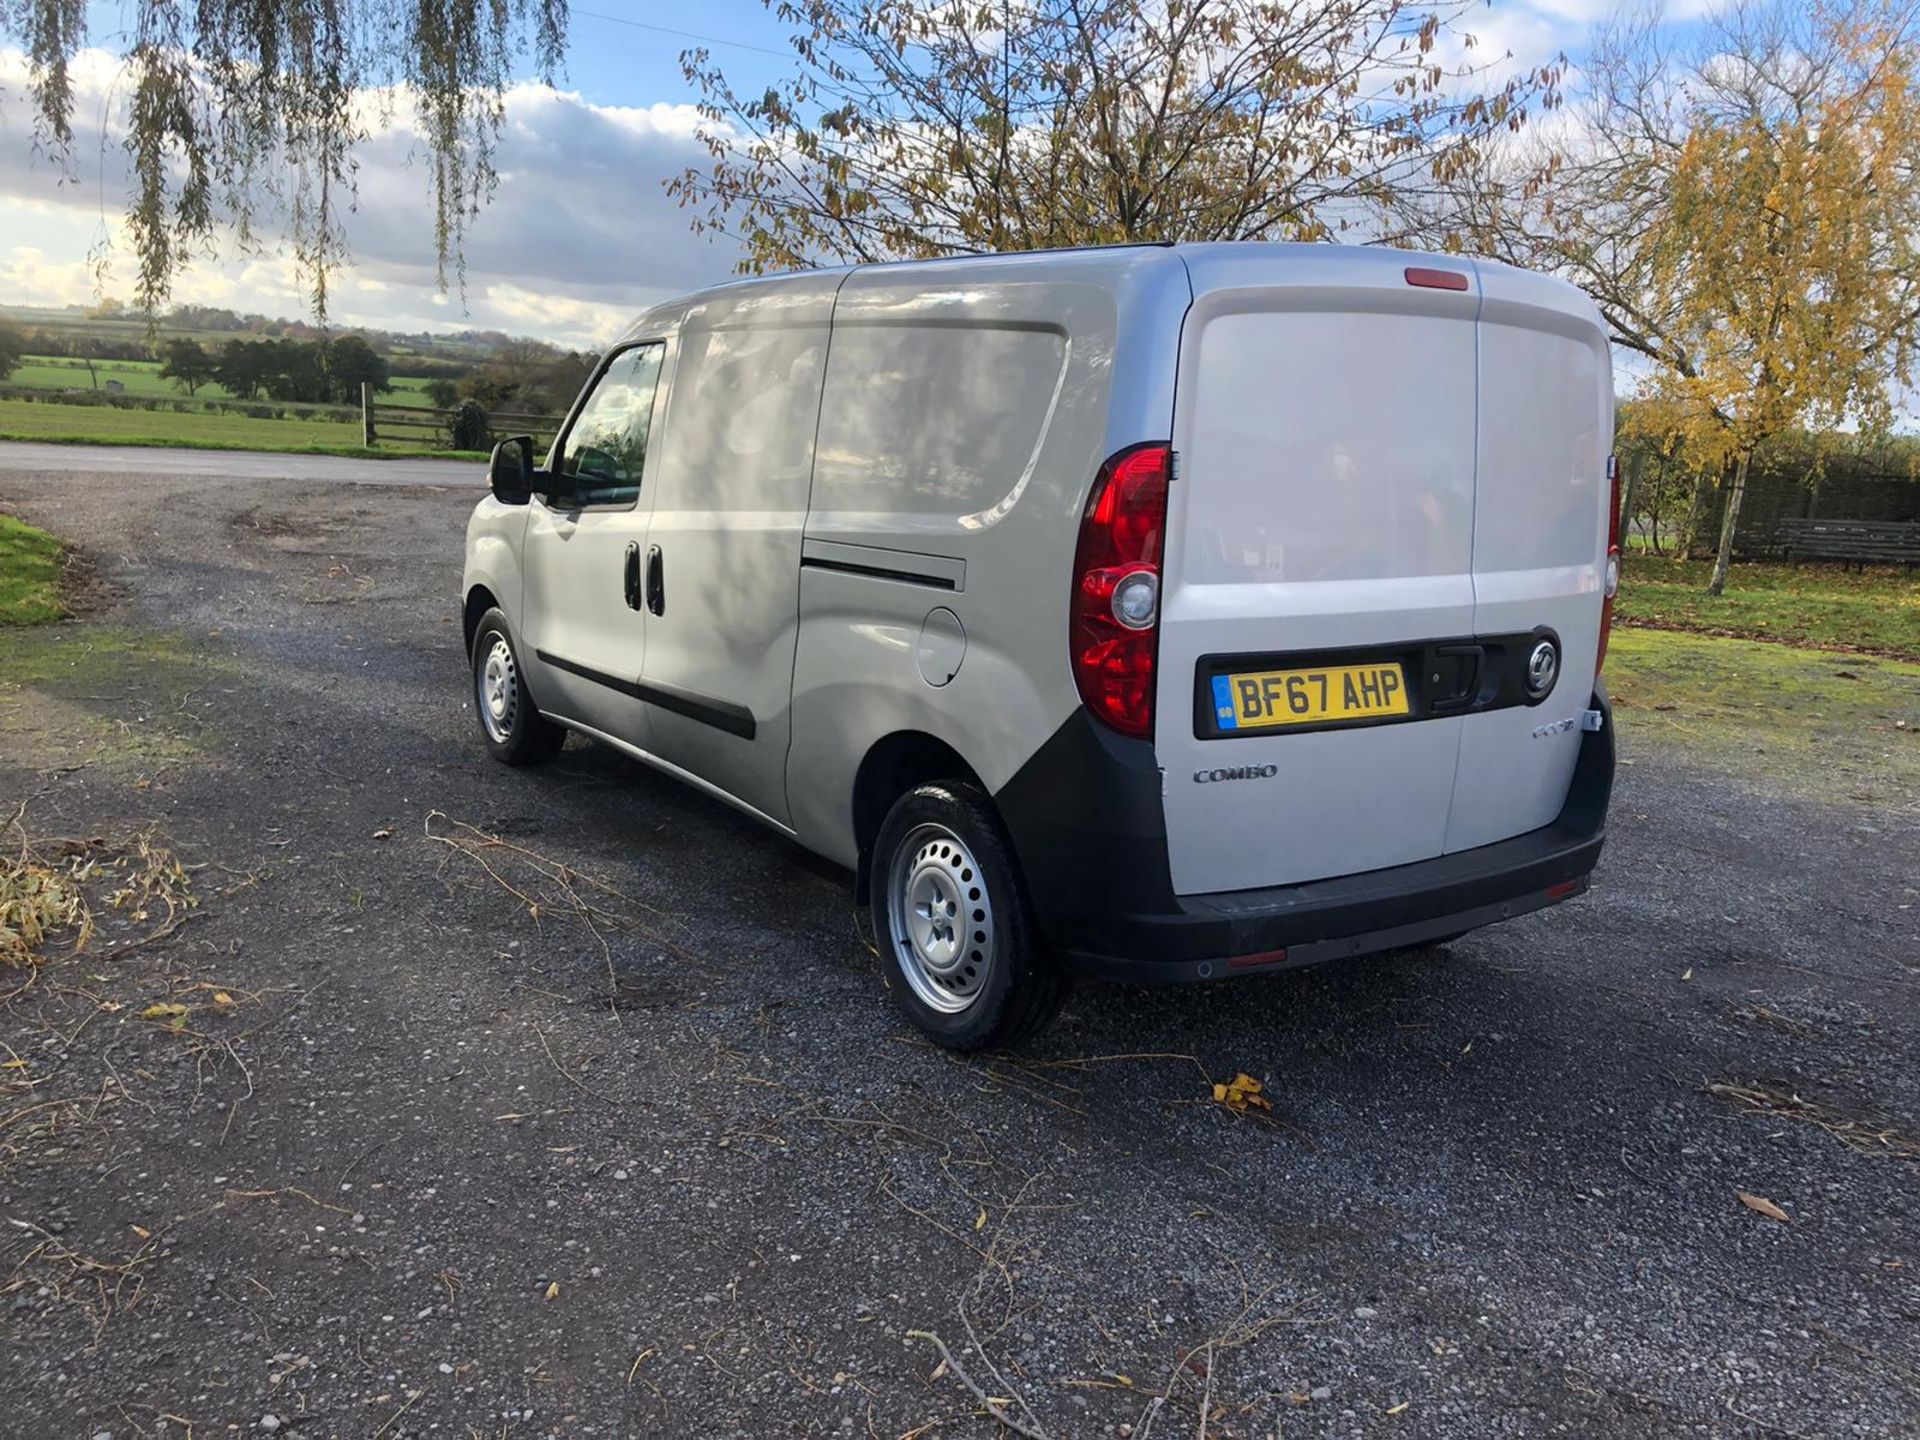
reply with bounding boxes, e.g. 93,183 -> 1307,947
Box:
1071,443 -> 1171,738
1597,453 -> 1622,672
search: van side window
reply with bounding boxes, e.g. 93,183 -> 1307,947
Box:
811,324 -> 1067,518
553,343 -> 665,508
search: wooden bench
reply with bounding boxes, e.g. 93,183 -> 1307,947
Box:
1776,517 -> 1920,570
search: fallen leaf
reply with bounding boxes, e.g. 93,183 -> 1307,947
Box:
141,1002 -> 189,1022
212,991 -> 234,1007
1386,1401 -> 1411,1416
1738,1191 -> 1790,1223
371,827 -> 393,841
1,1059 -> 26,1071
130,1224 -> 151,1240
1211,1072 -> 1272,1115
974,1207 -> 987,1231
544,1281 -> 561,1301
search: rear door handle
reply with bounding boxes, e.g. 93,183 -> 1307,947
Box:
645,545 -> 665,616
623,543 -> 642,610
1428,643 -> 1482,711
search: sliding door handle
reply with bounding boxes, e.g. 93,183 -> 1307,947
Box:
645,545 -> 665,616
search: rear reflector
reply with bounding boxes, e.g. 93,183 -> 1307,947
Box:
1404,266 -> 1469,292
1544,880 -> 1583,901
1228,948 -> 1289,970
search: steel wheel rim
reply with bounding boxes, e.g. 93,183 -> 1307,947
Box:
886,823 -> 994,1014
477,635 -> 518,743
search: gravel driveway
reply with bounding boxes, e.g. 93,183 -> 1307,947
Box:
2,457 -> 1916,1439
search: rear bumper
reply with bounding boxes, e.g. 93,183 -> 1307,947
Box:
996,685 -> 1614,985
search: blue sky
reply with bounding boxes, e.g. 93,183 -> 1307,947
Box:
0,1 -> 1679,345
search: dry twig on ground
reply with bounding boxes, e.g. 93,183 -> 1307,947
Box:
1709,1080 -> 1920,1161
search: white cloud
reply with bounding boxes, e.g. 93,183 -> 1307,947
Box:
0,49 -> 745,346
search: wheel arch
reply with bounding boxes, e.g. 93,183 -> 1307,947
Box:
463,584 -> 501,659
851,731 -> 990,904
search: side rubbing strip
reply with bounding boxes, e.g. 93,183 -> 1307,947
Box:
535,650 -> 756,740
800,556 -> 958,590
799,538 -> 966,591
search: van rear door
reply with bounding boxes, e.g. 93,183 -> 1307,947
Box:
1446,263 -> 1611,852
1156,247 -> 1479,894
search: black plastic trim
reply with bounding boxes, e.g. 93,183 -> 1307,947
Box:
799,556 -> 958,591
996,684 -> 1614,981
1194,629 -> 1563,740
534,650 -> 756,740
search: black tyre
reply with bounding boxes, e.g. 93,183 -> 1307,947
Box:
870,781 -> 1067,1051
470,609 -> 566,767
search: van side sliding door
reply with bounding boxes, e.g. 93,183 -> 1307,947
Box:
630,272 -> 841,828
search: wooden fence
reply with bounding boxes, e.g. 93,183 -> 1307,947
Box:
360,382 -> 563,454
1774,517 -> 1920,569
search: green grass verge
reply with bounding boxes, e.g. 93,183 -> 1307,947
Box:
0,514 -> 65,625
8,357 -> 440,408
1608,626 -> 1920,805
1617,554 -> 1920,661
0,394 -> 363,448
0,400 -> 483,461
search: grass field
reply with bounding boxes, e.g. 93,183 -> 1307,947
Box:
1617,553 -> 1920,661
0,514 -> 65,625
7,356 -> 439,408
0,398 -> 475,459
1607,626 -> 1919,804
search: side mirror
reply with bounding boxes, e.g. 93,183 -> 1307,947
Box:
487,435 -> 537,505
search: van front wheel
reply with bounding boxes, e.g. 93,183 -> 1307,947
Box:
872,782 -> 1065,1051
471,610 -> 566,767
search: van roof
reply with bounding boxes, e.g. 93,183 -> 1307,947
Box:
618,240 -> 1597,340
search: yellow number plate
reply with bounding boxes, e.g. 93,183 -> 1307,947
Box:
1211,663 -> 1410,731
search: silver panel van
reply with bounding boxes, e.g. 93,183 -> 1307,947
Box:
461,242 -> 1618,1049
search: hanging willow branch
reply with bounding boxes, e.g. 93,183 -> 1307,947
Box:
0,0 -> 569,318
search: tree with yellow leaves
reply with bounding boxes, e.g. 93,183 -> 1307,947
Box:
1456,1 -> 1920,594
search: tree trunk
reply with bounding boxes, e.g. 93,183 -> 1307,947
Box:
1681,468 -> 1715,559
1646,455 -> 1671,555
1619,450 -> 1645,553
1708,450 -> 1751,597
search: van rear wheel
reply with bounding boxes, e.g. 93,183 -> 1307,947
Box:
471,609 -> 566,767
872,782 -> 1065,1051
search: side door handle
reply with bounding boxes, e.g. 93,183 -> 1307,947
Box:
645,545 -> 665,616
623,542 -> 642,611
